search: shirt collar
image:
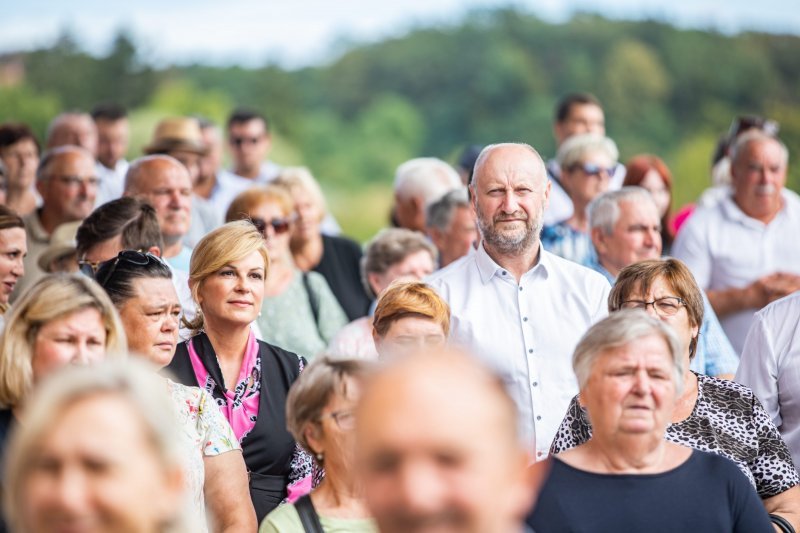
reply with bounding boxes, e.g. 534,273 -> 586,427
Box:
24,210 -> 50,243
587,256 -> 616,284
720,191 -> 788,228
475,241 -> 551,284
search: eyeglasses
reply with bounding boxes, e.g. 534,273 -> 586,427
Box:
620,296 -> 686,317
92,250 -> 166,287
317,409 -> 356,431
572,163 -> 619,178
230,136 -> 263,147
78,258 -> 103,277
251,216 -> 293,235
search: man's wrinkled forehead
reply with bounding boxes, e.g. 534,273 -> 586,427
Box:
473,144 -> 546,188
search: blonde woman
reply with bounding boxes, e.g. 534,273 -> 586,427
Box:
165,221 -> 313,523
5,359 -> 191,532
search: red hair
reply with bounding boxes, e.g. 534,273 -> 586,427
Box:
623,154 -> 674,248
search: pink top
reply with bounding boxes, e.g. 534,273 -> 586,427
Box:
188,330 -> 261,442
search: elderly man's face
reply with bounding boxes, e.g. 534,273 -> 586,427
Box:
129,160 -> 192,241
429,206 -> 478,268
579,334 -> 678,438
357,358 -> 534,533
471,145 -> 549,257
594,199 -> 662,276
37,151 -> 98,223
49,116 -> 98,156
731,138 -> 787,223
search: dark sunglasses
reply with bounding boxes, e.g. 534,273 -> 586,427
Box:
230,136 -> 263,147
92,250 -> 166,287
251,216 -> 292,235
728,115 -> 779,140
572,162 -> 619,177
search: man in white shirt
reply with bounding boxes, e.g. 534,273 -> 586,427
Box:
736,291 -> 800,471
673,131 -> 800,354
427,143 -> 610,459
91,104 -> 130,206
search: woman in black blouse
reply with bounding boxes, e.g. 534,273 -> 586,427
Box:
165,221 -> 312,522
273,167 -> 371,321
550,258 -> 800,530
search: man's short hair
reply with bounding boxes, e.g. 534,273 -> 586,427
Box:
426,188 -> 470,231
35,146 -> 91,182
90,103 -> 128,122
76,197 -> 164,257
394,157 -> 461,205
588,186 -> 658,235
226,108 -> 269,132
729,130 -> 789,168
0,123 -> 40,153
554,93 -> 603,123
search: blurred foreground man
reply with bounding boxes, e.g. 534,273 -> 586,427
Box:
357,349 -> 547,533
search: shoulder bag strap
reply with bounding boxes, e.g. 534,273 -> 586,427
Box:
302,272 -> 321,325
295,494 -> 325,533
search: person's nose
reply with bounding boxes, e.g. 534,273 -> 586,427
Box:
631,368 -> 652,395
641,302 -> 659,319
51,467 -> 90,517
11,257 -> 24,278
500,191 -> 519,213
163,313 -> 179,333
396,462 -> 444,517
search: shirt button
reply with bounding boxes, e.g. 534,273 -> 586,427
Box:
537,451 -> 543,457
519,286 -> 523,291
532,381 -> 538,387
528,348 -> 533,354
523,317 -> 528,322
537,415 -> 542,421
501,270 -> 507,276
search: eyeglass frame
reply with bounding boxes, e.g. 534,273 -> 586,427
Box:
619,296 -> 687,317
250,215 -> 295,236
316,409 -> 356,431
570,162 -> 620,178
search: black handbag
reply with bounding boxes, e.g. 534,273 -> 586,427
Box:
295,494 -> 325,533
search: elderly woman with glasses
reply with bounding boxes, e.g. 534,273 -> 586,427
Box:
551,258 -> 800,531
226,186 -> 348,361
96,250 -> 256,532
260,356 -> 376,533
166,221 -> 313,523
528,311 -> 772,532
541,133 -> 619,265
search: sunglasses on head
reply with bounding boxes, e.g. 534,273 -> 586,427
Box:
251,216 -> 292,235
230,136 -> 263,147
91,250 -> 166,287
573,162 -> 619,177
728,116 -> 780,140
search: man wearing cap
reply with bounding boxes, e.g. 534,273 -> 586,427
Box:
143,117 -> 220,247
14,146 -> 98,299
92,103 -> 130,207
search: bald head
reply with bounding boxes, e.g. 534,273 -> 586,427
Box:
35,146 -> 98,230
46,113 -> 98,156
472,143 -> 547,191
124,156 -> 192,245
357,348 -> 537,533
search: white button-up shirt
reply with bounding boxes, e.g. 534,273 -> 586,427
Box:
672,190 -> 800,354
736,291 -> 800,472
427,243 -> 610,459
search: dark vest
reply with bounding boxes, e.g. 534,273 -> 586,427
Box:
166,333 -> 302,522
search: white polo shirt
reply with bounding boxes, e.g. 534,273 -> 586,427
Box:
427,243 -> 610,459
736,291 -> 800,472
672,190 -> 800,354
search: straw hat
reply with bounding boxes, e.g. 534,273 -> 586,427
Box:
143,117 -> 208,155
38,220 -> 83,272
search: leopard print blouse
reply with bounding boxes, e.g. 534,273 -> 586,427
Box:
550,372 -> 799,498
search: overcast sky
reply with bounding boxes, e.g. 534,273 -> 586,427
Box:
1,0 -> 798,67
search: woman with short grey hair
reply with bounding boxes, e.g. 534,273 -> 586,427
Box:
527,310 -> 773,532
260,356 -> 377,532
541,133 -> 620,265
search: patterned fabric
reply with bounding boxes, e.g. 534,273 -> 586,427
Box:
167,379 -> 241,533
188,330 -> 261,441
540,221 -> 596,266
550,372 -> 800,498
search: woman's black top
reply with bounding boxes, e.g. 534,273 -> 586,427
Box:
166,332 -> 306,522
313,235 -> 370,321
527,451 -> 773,533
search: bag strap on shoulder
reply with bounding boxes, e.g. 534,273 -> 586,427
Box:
295,493 -> 325,533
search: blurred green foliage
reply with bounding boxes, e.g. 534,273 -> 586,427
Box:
2,8 -> 800,240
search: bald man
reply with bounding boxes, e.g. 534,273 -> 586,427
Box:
124,155 -> 194,271
357,349 -> 546,533
45,112 -> 98,156
427,143 -> 610,460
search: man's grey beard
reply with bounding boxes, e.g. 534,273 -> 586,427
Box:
476,203 -> 542,256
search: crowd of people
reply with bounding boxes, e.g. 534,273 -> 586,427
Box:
0,91 -> 798,532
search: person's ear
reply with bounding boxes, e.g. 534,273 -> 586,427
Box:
591,227 -> 608,256
303,422 -> 323,456
148,246 -> 162,258
366,272 -> 382,298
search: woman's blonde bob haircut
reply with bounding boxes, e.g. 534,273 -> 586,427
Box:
0,274 -> 127,409
372,280 -> 451,338
5,359 -> 190,532
184,220 -> 269,333
272,166 -> 328,221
